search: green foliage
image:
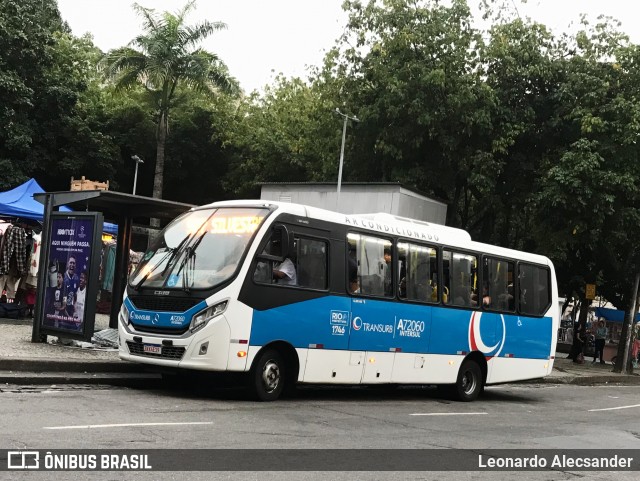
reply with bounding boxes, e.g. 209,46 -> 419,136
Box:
0,0 -> 118,191
224,75 -> 338,197
101,0 -> 239,200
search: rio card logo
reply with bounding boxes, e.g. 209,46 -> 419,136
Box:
468,312 -> 506,360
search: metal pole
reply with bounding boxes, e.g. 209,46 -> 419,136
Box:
109,215 -> 132,329
337,116 -> 348,207
32,193 -> 53,342
622,272 -> 639,372
133,162 -> 139,195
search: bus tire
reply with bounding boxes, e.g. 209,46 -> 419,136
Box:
452,360 -> 482,402
250,349 -> 285,402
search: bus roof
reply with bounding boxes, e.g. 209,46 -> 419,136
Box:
198,200 -> 551,264
201,200 -> 469,244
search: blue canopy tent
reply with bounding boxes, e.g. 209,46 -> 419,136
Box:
594,307 -> 640,323
0,179 -> 117,234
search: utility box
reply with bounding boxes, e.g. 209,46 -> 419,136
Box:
260,182 -> 447,224
70,176 -> 109,192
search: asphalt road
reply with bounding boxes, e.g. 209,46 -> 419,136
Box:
1,382 -> 639,480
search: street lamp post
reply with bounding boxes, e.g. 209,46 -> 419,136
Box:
335,108 -> 359,209
131,155 -> 144,195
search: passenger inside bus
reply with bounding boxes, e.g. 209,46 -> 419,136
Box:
482,283 -> 492,308
452,283 -> 475,307
269,239 -> 297,285
273,257 -> 297,285
382,247 -> 392,296
349,251 -> 360,294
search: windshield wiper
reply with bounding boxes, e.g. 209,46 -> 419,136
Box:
177,231 -> 206,293
134,237 -> 189,291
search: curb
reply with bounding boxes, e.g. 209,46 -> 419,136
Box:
0,358 -> 151,373
536,375 -> 640,386
0,371 -> 162,387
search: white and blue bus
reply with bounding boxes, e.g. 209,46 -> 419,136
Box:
119,200 -> 558,401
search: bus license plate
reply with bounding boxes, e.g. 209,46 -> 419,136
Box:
143,344 -> 161,354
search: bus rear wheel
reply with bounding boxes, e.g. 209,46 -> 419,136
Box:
250,349 -> 285,402
452,360 -> 483,402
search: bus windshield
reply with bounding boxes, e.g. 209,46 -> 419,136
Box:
129,207 -> 269,290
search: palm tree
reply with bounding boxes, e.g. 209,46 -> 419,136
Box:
102,0 -> 239,203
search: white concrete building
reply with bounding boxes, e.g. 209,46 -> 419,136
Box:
260,182 -> 447,225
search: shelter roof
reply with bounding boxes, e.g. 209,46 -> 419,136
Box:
34,190 -> 193,220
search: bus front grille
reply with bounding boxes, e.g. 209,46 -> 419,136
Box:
130,323 -> 190,335
126,341 -> 186,360
129,296 -> 201,313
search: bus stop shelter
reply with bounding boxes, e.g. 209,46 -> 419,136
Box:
31,190 -> 193,342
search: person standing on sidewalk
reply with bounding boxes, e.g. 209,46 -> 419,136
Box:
592,320 -> 607,364
569,322 -> 586,363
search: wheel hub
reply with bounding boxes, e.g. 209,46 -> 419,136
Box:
462,371 -> 476,395
262,360 -> 280,393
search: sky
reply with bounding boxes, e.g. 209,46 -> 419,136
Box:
56,1 -> 640,93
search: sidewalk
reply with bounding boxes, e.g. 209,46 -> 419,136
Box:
0,316 -> 160,386
1,316 -> 639,386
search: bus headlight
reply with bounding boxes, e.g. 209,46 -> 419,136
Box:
190,301 -> 228,333
119,303 -> 129,326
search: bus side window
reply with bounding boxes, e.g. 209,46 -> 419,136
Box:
483,257 -> 515,312
253,229 -> 296,286
347,233 -> 392,297
399,242 -> 438,303
253,260 -> 272,284
519,264 -> 550,316
253,236 -> 275,284
445,250 -> 477,308
296,237 -> 328,290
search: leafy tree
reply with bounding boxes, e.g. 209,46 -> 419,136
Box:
102,0 -> 239,205
225,75 -> 338,197
0,1 -> 117,191
321,0 -> 494,226
164,91 -> 239,205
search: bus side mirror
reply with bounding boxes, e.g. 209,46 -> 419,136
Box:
279,227 -> 291,259
257,225 -> 290,262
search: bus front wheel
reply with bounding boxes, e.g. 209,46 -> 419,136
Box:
452,360 -> 483,402
250,349 -> 285,401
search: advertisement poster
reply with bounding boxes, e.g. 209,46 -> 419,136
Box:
40,213 -> 102,340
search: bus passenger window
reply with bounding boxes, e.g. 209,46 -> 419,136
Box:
399,242 -> 438,303
483,257 -> 515,312
347,233 -> 392,297
444,250 -> 478,308
295,237 -> 328,290
519,264 -> 550,316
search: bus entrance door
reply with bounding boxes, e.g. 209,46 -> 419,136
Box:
348,298 -> 398,383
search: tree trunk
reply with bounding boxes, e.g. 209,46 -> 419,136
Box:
148,111 -> 167,247
153,111 -> 167,201
613,271 -> 639,374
